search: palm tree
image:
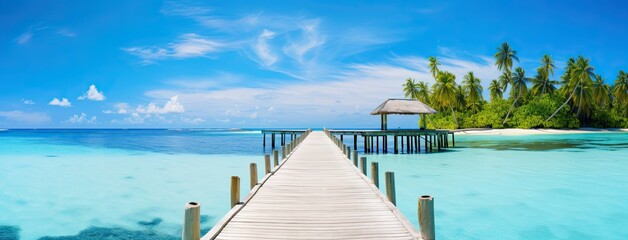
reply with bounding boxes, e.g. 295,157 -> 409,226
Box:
402,78 -> 420,100
531,68 -> 558,96
428,56 -> 441,80
547,56 -> 595,121
503,67 -> 529,124
612,70 -> 628,114
432,71 -> 459,128
463,71 -> 483,111
592,74 -> 611,109
494,42 -> 519,74
498,71 -> 513,93
416,81 -> 431,104
540,54 -> 556,77
489,79 -> 503,101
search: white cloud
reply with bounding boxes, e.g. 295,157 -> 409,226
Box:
253,29 -> 278,66
181,117 -> 206,124
123,34 -> 226,63
65,113 -> 97,124
136,95 -> 185,114
0,111 -> 51,124
103,103 -> 130,114
78,84 -> 106,101
142,51 -> 501,126
283,19 -> 325,64
22,99 -> 34,105
48,98 -> 71,107
57,29 -> 76,37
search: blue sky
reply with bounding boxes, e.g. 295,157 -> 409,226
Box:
1,0 -> 627,128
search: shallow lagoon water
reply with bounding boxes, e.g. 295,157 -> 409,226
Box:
1,129 -> 627,239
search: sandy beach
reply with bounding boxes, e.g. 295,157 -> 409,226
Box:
452,128 -> 628,136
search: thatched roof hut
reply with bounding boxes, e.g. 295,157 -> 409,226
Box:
370,99 -> 437,130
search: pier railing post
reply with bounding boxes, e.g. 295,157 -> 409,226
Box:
385,171 -> 396,205
347,147 -> 351,159
281,146 -> 286,159
250,163 -> 258,189
352,150 -> 358,166
265,154 -> 271,174
273,150 -> 279,166
371,162 -> 379,188
182,202 -> 201,240
360,157 -> 367,175
231,176 -> 240,208
418,195 -> 435,240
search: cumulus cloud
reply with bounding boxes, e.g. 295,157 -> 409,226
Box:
65,113 -> 97,124
0,111 -> 51,124
49,98 -> 71,107
136,95 -> 185,114
22,99 -> 34,105
78,84 -> 106,101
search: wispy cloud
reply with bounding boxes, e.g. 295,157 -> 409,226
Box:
22,99 -> 34,105
15,25 -> 48,44
48,98 -> 71,107
123,33 -> 227,64
57,29 -> 76,37
0,111 -> 51,124
282,19 -> 325,64
78,84 -> 106,101
140,50 -> 501,126
253,29 -> 278,66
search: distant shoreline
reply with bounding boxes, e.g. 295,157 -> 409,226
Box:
452,128 -> 628,136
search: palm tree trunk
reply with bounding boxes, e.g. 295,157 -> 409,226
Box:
576,83 -> 583,117
546,83 -> 578,122
449,106 -> 459,129
502,86 -> 522,125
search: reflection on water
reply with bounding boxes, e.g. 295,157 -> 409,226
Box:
456,133 -> 628,151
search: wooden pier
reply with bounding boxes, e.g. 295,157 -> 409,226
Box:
262,129 -> 454,154
184,130 -> 435,240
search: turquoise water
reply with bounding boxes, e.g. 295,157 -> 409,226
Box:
368,133 -> 628,239
1,130 -> 627,239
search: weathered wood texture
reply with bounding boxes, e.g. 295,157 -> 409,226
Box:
206,131 -> 419,240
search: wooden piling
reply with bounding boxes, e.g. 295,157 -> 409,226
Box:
273,150 -> 279,166
394,135 -> 398,154
452,132 -> 455,147
230,176 -> 240,208
250,163 -> 258,189
418,195 -> 435,240
353,135 -> 357,150
376,136 -> 379,153
347,146 -> 351,159
360,157 -> 367,175
263,133 -> 266,148
182,202 -> 201,240
352,150 -> 358,167
264,154 -> 271,174
371,162 -> 379,188
385,171 -> 396,205
271,134 -> 275,148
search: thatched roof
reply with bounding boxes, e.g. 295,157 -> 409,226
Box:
370,99 -> 437,115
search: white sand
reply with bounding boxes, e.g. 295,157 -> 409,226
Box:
453,128 -> 628,136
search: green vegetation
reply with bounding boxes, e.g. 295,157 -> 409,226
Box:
402,42 -> 628,129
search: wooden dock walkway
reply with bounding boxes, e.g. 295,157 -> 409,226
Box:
197,131 -> 424,240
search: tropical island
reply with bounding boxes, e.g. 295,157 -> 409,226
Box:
403,42 -> 628,130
